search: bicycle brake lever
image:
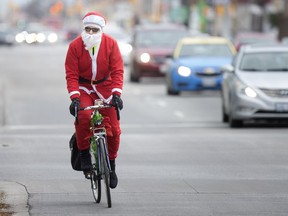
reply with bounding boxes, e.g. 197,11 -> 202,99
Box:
115,106 -> 120,121
75,106 -> 79,125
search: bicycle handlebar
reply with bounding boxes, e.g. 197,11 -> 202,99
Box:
79,103 -> 112,111
76,102 -> 120,121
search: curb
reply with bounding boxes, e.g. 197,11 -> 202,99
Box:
0,80 -> 4,126
0,181 -> 29,216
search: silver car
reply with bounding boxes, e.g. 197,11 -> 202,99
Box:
221,44 -> 288,127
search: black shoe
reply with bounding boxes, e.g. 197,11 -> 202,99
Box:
109,160 -> 118,189
80,149 -> 93,172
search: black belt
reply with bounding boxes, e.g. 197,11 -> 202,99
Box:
79,75 -> 109,85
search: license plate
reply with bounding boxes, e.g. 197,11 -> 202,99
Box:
275,103 -> 288,112
202,78 -> 216,87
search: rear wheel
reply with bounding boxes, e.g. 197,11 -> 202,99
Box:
99,139 -> 112,208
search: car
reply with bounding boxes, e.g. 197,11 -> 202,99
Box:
103,23 -> 132,66
221,44 -> 288,127
234,32 -> 277,51
129,23 -> 188,82
164,36 -> 236,95
0,28 -> 15,46
65,29 -> 80,42
15,22 -> 59,44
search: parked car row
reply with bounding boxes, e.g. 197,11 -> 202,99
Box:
126,23 -> 288,127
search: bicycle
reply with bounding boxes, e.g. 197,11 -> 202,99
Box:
76,99 -> 120,208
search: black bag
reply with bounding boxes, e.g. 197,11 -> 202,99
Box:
69,133 -> 82,171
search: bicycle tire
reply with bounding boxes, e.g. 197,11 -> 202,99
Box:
90,170 -> 101,203
90,142 -> 101,203
99,138 -> 112,208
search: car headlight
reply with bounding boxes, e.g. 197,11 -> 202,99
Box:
26,33 -> 37,44
235,78 -> 257,98
244,87 -> 257,98
47,33 -> 58,43
177,66 -> 191,77
118,43 -> 132,55
140,53 -> 150,63
15,33 -> 25,43
36,33 -> 46,43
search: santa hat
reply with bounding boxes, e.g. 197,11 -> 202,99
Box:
82,12 -> 106,29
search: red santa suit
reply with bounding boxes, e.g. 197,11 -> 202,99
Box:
65,12 -> 124,160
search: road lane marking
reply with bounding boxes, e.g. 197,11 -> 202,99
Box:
157,100 -> 167,107
174,110 -> 184,118
0,122 -> 226,131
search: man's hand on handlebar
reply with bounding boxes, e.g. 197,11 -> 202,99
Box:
69,98 -> 80,116
112,94 -> 123,110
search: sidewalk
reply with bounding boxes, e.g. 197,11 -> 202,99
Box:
0,181 -> 29,216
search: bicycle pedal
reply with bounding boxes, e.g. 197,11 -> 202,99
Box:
83,171 -> 92,179
93,174 -> 101,181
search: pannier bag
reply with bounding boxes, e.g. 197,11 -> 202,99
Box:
69,133 -> 82,171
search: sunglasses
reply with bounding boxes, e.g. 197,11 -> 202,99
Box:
85,27 -> 100,33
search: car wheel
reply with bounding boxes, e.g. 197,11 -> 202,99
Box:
221,95 -> 228,123
167,88 -> 180,95
229,118 -> 243,128
129,63 -> 140,83
166,75 -> 179,95
229,110 -> 243,128
222,103 -> 229,123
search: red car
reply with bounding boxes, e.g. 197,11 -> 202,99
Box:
129,23 -> 188,82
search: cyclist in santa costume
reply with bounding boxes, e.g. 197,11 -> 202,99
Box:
65,11 -> 124,189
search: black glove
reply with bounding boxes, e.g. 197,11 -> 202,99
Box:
69,98 -> 80,116
112,94 -> 123,110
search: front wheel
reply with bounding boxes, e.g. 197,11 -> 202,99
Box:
99,139 -> 112,208
222,103 -> 228,123
229,118 -> 243,128
129,63 -> 140,83
90,170 -> 101,203
229,109 -> 243,128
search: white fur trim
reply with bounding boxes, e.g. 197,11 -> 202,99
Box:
79,86 -> 95,95
83,15 -> 105,28
69,91 -> 80,97
112,88 -> 122,94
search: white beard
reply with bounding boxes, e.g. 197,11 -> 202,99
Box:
81,30 -> 102,50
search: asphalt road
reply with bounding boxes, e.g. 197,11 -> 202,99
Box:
1,44 -> 288,215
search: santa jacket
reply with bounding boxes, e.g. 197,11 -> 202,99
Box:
65,33 -> 124,103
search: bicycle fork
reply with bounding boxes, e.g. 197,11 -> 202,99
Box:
95,136 -> 112,174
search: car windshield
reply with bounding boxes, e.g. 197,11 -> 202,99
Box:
135,30 -> 187,48
240,52 -> 288,71
179,44 -> 233,57
240,38 -> 275,45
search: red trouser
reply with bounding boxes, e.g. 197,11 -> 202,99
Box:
75,91 -> 121,160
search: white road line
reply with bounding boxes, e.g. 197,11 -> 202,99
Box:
157,100 -> 167,107
174,110 -> 184,118
0,122 -> 224,131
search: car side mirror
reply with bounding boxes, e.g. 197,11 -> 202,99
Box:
221,64 -> 234,73
165,54 -> 173,59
